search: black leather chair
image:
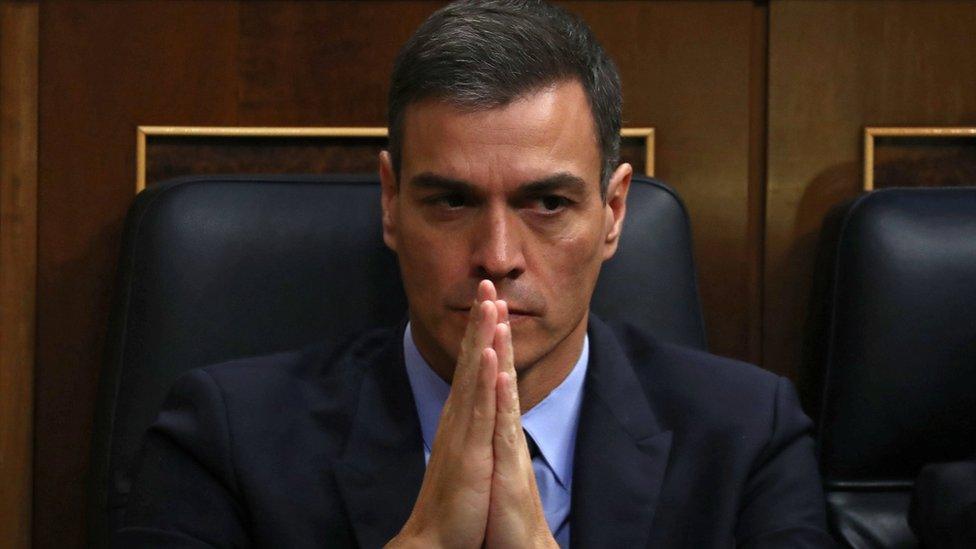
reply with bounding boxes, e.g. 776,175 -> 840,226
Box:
89,173 -> 706,547
813,187 -> 976,548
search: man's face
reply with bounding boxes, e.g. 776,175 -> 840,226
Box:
380,79 -> 630,375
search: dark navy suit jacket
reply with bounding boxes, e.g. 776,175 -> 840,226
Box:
117,316 -> 834,547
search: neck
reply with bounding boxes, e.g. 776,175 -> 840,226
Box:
515,314 -> 588,411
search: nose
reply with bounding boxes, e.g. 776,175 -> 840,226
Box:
471,203 -> 525,283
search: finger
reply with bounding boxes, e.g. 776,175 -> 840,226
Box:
477,279 -> 496,303
494,321 -> 516,377
460,280 -> 496,352
468,347 -> 498,444
454,299 -> 481,377
456,280 -> 496,370
443,281 -> 497,421
495,299 -> 509,325
460,297 -> 498,364
493,371 -> 531,477
487,372 -> 550,549
450,299 -> 497,410
474,299 -> 498,351
473,281 -> 497,354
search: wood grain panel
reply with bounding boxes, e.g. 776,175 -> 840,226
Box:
0,4 -> 38,547
563,1 -> 760,361
865,128 -> 976,190
237,1 -> 444,126
145,135 -> 387,187
35,2 -> 240,546
766,1 -> 976,385
874,136 -> 976,188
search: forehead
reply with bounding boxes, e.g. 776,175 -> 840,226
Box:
399,80 -> 601,191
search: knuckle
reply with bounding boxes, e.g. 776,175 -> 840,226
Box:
471,406 -> 488,422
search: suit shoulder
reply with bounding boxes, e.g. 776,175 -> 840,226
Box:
192,326 -> 400,408
613,322 -> 780,390
609,323 -> 788,430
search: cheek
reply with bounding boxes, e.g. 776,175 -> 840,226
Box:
521,224 -> 605,339
538,224 -> 604,286
396,218 -> 466,301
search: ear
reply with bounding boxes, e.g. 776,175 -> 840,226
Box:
602,162 -> 632,260
379,150 -> 399,252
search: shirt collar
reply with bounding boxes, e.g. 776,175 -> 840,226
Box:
403,322 -> 589,489
402,323 -> 451,457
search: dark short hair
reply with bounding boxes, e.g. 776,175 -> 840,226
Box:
387,0 -> 622,197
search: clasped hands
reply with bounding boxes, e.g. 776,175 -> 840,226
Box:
388,280 -> 557,549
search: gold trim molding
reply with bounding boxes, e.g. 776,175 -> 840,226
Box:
621,127 -> 655,178
136,126 -> 388,192
136,125 -> 656,193
863,126 -> 976,191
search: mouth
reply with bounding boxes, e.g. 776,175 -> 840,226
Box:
506,308 -> 536,321
506,313 -> 535,325
448,306 -> 538,322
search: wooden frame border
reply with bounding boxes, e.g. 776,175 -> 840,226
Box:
621,127 -> 656,179
136,126 -> 655,193
863,126 -> 976,190
136,126 -> 388,193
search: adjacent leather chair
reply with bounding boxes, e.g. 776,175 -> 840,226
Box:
89,173 -> 706,546
813,188 -> 976,548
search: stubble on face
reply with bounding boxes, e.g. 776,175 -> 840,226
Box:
381,80 -> 627,409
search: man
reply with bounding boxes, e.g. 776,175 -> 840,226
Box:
118,1 -> 833,547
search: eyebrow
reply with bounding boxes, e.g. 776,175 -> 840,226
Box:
407,173 -> 474,193
518,173 -> 589,196
407,171 -> 589,196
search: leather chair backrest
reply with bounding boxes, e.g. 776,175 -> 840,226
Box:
89,173 -> 705,546
815,187 -> 976,548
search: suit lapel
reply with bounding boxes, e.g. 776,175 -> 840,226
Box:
570,317 -> 673,548
333,327 -> 426,548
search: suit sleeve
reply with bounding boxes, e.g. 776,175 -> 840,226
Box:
115,369 -> 251,548
736,377 -> 837,548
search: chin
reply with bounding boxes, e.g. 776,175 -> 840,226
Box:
511,336 -> 554,371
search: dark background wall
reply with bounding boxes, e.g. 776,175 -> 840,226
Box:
1,1 -> 974,546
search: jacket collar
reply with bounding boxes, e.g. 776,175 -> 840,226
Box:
333,324 -> 427,548
570,315 -> 673,548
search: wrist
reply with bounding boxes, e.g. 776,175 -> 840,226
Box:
385,531 -> 437,549
387,518 -> 440,549
535,531 -> 559,549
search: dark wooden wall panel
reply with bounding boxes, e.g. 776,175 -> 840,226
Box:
566,0 -> 761,363
874,136 -> 976,189
236,2 -> 440,126
35,2 -> 241,546
765,0 -> 976,385
1,3 -> 38,547
144,136 -> 388,186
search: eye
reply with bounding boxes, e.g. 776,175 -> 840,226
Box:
427,193 -> 466,209
534,195 -> 571,213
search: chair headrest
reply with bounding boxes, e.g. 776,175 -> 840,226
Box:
818,187 -> 976,483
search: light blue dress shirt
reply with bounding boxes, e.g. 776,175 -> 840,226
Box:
403,323 -> 589,548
